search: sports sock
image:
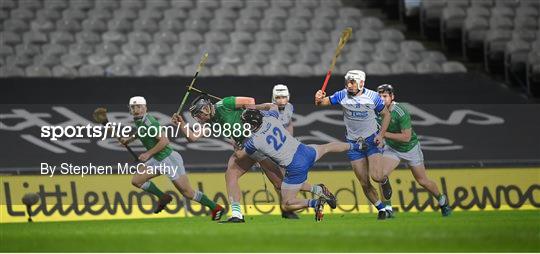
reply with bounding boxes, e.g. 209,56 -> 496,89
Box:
438,194 -> 447,207
141,181 -> 165,197
230,202 -> 243,218
311,185 -> 323,196
307,199 -> 318,208
383,200 -> 393,211
374,200 -> 385,211
193,190 -> 217,210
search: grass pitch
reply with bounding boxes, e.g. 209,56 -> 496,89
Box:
1,210 -> 539,252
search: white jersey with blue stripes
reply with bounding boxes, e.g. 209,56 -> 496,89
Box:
244,110 -> 301,167
277,103 -> 294,127
329,88 -> 385,140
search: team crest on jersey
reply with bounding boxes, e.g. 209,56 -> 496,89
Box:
350,111 -> 368,118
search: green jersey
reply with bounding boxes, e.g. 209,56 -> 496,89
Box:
381,102 -> 419,152
134,114 -> 172,161
211,96 -> 245,142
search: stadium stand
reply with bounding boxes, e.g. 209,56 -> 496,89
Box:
393,0 -> 539,96
0,0 -> 466,78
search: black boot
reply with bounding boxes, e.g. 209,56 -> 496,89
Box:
281,209 -> 300,219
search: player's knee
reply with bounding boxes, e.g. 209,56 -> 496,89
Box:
282,204 -> 292,212
370,173 -> 384,183
282,201 -> 294,211
131,178 -> 144,188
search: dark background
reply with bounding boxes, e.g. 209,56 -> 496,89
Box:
1,73 -> 531,104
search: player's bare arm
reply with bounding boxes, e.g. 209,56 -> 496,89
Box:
171,113 -> 203,142
225,138 -> 243,150
250,103 -> 276,110
139,134 -> 169,162
384,128 -> 412,143
376,106 -> 391,147
266,103 -> 279,111
235,97 -> 255,108
314,90 -> 331,106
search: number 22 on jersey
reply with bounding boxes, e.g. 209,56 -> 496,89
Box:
266,127 -> 287,151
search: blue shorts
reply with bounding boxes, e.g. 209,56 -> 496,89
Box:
346,133 -> 382,161
284,144 -> 317,185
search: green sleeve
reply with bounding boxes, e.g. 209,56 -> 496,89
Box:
222,96 -> 236,110
399,108 -> 412,130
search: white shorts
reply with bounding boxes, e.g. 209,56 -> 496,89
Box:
145,151 -> 186,180
281,181 -> 304,190
382,143 -> 424,167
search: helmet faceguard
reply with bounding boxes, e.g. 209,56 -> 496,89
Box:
241,109 -> 263,132
128,96 -> 147,119
377,84 -> 394,95
344,70 -> 366,96
189,95 -> 214,123
272,84 -> 290,110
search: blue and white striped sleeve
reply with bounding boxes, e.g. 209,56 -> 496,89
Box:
262,110 -> 279,119
329,89 -> 346,105
373,93 -> 385,113
243,137 -> 256,155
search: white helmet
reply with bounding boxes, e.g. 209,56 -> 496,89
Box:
129,96 -> 146,105
272,84 -> 290,103
344,70 -> 366,90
